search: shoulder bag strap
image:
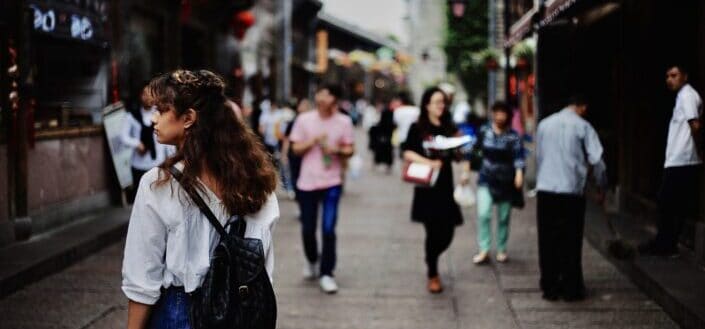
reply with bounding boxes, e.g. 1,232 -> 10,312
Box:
168,166 -> 231,238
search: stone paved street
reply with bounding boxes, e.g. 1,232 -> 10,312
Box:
0,140 -> 680,329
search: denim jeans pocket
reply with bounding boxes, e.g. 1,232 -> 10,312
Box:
150,287 -> 192,329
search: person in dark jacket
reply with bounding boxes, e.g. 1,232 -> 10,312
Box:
369,108 -> 396,173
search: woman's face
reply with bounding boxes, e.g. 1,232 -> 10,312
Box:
152,104 -> 190,146
297,99 -> 311,114
426,92 -> 446,121
493,110 -> 509,128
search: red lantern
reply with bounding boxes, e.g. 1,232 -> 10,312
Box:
236,11 -> 256,28
232,11 -> 255,40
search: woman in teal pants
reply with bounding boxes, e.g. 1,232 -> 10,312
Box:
471,102 -> 524,264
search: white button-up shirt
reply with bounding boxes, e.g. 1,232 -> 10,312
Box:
665,83 -> 703,168
121,164 -> 279,305
536,108 -> 608,195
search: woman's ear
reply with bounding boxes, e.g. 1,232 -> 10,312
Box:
183,108 -> 198,129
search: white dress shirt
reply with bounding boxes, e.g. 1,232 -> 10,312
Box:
665,83 -> 703,168
121,163 -> 279,305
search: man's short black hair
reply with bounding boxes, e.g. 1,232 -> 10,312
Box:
491,101 -> 513,122
569,94 -> 588,106
318,83 -> 342,100
668,63 -> 689,76
396,91 -> 414,106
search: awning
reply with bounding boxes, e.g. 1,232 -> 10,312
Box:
539,0 -> 580,27
504,7 -> 538,48
538,0 -> 619,28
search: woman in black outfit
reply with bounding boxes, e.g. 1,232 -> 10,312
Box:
402,87 -> 470,293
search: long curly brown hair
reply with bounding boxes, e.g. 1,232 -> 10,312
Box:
149,69 -> 277,216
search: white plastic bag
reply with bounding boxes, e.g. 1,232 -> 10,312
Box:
453,184 -> 476,208
347,155 -> 364,180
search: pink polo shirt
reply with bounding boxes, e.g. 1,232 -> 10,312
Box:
289,110 -> 355,191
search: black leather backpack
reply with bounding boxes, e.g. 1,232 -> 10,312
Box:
169,166 -> 277,329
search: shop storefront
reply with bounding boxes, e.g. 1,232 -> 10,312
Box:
1,0 -> 115,244
508,0 -> 705,250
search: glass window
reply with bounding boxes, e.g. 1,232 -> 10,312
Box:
32,35 -> 109,130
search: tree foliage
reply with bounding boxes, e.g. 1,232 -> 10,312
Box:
444,1 -> 489,99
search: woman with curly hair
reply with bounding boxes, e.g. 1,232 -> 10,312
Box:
121,69 -> 279,328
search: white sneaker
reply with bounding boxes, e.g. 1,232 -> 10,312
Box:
473,251 -> 490,265
302,262 -> 318,281
319,275 -> 339,294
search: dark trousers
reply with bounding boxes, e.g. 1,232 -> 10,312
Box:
423,220 -> 455,278
129,167 -> 148,204
288,153 -> 302,200
653,165 -> 702,251
537,191 -> 586,297
299,185 -> 343,276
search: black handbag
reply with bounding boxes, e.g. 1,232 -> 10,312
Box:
169,166 -> 277,329
511,186 -> 525,209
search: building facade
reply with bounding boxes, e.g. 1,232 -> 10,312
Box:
0,0 -> 268,246
506,0 -> 705,252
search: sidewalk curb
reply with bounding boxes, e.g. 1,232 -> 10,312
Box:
0,207 -> 129,299
584,205 -> 705,329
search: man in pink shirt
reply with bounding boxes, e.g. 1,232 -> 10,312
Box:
289,84 -> 355,293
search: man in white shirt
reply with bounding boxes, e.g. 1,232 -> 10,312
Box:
639,65 -> 703,256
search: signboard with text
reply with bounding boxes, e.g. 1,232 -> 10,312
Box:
28,0 -> 108,46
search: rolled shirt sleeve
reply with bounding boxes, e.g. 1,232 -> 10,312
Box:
584,125 -> 608,188
121,175 -> 168,305
243,193 -> 280,283
288,116 -> 306,144
340,117 -> 355,146
681,89 -> 701,121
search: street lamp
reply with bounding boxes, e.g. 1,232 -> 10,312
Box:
449,0 -> 468,18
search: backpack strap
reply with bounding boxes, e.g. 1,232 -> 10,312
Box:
168,166 -> 245,238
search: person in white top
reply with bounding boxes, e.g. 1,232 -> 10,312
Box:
392,91 -> 420,147
120,85 -> 176,202
639,65 -> 703,256
121,70 -> 279,328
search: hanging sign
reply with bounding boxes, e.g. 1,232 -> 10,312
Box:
28,0 -> 108,45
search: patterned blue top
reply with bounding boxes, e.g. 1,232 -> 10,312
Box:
473,125 -> 525,201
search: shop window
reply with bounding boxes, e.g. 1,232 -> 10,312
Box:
32,35 -> 108,130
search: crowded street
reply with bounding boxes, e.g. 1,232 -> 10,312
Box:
0,133 -> 679,328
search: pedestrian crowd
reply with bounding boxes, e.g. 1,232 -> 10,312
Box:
118,65 -> 702,328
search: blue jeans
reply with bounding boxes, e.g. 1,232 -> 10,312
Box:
298,185 -> 343,276
149,287 -> 191,329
